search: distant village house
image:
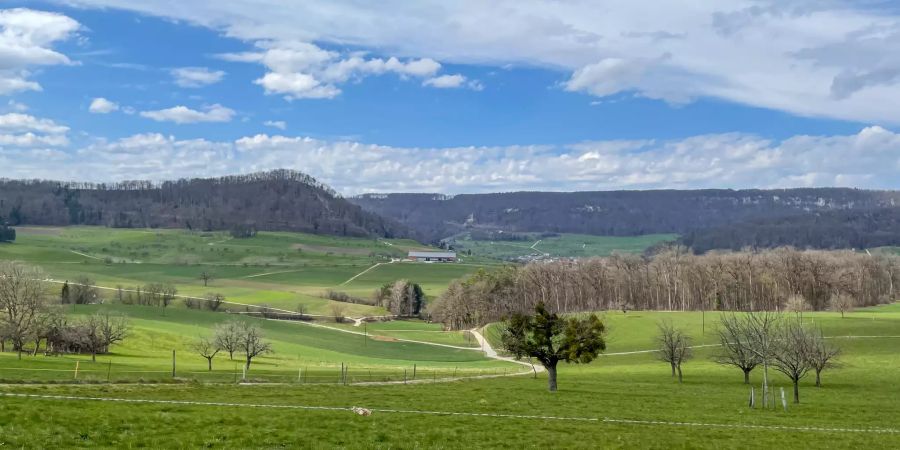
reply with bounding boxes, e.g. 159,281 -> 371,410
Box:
408,251 -> 457,262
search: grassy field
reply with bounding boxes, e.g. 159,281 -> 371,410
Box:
451,232 -> 677,260
0,304 -> 508,385
0,226 -> 497,315
0,304 -> 898,448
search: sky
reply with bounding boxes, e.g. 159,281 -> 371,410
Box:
0,1 -> 898,194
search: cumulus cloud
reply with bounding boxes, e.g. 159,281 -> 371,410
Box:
422,74 -> 483,90
139,104 -> 235,124
54,0 -> 900,123
170,67 -> 226,87
0,112 -> 69,148
220,40 -> 442,99
0,8 -> 80,94
263,120 -> 286,130
4,125 -> 897,193
88,97 -> 118,113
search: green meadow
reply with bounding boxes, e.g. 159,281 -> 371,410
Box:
0,305 -> 898,448
451,232 -> 677,260
1,227 -> 899,448
0,226 -> 499,315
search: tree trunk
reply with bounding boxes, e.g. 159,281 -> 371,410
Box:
92,351 -> 97,362
670,362 -> 676,377
815,369 -> 821,387
677,365 -> 683,383
229,351 -> 234,360
793,379 -> 800,404
743,369 -> 750,384
547,364 -> 558,392
245,357 -> 252,373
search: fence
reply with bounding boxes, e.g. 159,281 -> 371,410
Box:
0,359 -> 524,385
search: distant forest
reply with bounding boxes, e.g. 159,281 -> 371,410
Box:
351,189 -> 900,251
0,170 -> 407,238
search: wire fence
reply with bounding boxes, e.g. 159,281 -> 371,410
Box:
0,359 -> 529,385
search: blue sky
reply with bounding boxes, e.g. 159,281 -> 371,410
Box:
1,1 -> 899,193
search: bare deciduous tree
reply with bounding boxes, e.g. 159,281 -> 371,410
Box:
330,304 -> 347,323
0,263 -> 47,359
239,322 -> 272,372
656,320 -> 692,383
214,321 -> 242,360
772,319 -> 815,403
714,314 -> 760,384
828,293 -> 854,318
199,271 -> 214,287
80,313 -> 129,362
806,327 -> 840,387
206,293 -> 224,312
743,311 -> 782,407
191,336 -> 220,371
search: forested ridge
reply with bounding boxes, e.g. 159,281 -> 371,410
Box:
0,170 -> 408,238
352,188 -> 900,250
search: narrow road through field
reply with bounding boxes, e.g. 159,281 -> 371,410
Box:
69,250 -> 102,260
339,261 -> 392,286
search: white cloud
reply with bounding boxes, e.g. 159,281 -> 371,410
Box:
55,0 -> 900,123
263,120 -> 286,130
0,8 -> 80,95
170,67 -> 225,87
0,112 -> 68,134
422,74 -> 483,90
220,40 -> 442,99
139,104 -> 235,124
10,126 -> 896,193
6,100 -> 27,111
0,112 -> 69,148
88,97 -> 119,113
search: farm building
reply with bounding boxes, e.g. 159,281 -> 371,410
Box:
408,251 -> 457,262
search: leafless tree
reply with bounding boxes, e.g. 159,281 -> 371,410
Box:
160,284 -> 178,309
743,311 -> 782,406
0,262 -> 48,359
714,314 -> 760,384
331,304 -> 347,323
214,321 -> 242,360
806,327 -> 840,387
828,293 -> 854,318
70,277 -> 100,305
80,313 -> 129,362
784,294 -> 811,322
199,271 -> 214,287
191,336 -> 220,371
772,319 -> 815,403
206,293 -> 224,312
656,320 -> 692,383
239,322 -> 272,371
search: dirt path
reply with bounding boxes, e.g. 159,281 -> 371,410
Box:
339,261 -> 392,286
69,250 -> 102,260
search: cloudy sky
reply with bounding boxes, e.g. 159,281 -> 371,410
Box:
0,1 -> 899,194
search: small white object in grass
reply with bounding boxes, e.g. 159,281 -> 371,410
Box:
351,406 -> 372,416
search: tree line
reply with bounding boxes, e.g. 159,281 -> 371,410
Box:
352,188 -> 900,246
0,169 -> 408,239
0,263 -> 129,360
432,247 -> 899,330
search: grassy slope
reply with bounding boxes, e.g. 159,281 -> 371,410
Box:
0,304 -> 509,384
0,226 -> 496,315
452,232 -> 677,260
0,304 -> 897,448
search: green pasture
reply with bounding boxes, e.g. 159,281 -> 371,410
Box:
0,304 -> 510,385
451,232 -> 677,260
0,304 -> 898,448
0,226 -> 494,315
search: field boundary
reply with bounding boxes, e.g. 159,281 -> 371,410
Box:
2,392 -> 897,434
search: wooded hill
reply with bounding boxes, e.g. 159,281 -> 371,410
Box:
351,189 -> 900,250
0,170 -> 408,238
